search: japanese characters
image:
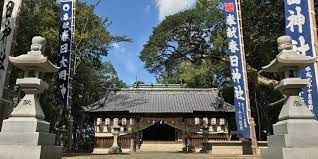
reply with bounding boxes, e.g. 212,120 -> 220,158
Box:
0,0 -> 22,99
224,0 -> 250,138
58,0 -> 73,110
284,0 -> 318,115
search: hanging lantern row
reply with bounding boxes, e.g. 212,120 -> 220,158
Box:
96,118 -> 135,126
194,117 -> 226,126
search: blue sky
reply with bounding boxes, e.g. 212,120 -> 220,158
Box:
84,0 -> 196,86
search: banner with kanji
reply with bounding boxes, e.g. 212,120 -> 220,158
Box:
58,0 -> 73,111
0,0 -> 23,100
224,0 -> 251,138
284,0 -> 318,117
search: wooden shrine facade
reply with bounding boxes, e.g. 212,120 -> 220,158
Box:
84,85 -> 235,152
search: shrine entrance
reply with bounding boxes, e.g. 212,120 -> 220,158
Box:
142,122 -> 177,141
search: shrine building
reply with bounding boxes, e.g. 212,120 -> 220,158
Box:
84,84 -> 235,152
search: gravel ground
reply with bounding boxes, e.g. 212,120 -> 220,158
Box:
63,152 -> 260,159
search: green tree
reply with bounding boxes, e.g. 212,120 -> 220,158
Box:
140,0 -> 284,139
6,0 -> 130,151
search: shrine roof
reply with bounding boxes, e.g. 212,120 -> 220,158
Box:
83,88 -> 234,114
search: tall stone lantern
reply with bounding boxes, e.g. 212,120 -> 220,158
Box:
261,36 -> 318,159
0,36 -> 62,159
109,119 -> 122,154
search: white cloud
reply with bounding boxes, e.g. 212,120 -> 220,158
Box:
112,43 -> 120,49
155,0 -> 196,21
111,43 -> 126,53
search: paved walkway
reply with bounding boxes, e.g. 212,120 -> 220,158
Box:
63,152 -> 260,159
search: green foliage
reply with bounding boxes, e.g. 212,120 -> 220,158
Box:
74,2 -> 132,65
179,60 -> 215,88
133,81 -> 145,85
140,0 -> 225,84
140,0 -> 288,139
242,0 -> 285,70
5,0 -> 129,152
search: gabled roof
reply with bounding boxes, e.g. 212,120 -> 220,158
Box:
84,88 -> 234,114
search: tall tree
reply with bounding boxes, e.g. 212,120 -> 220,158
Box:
7,0 -> 130,151
140,0 -> 284,139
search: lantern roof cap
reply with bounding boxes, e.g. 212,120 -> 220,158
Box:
9,36 -> 59,73
262,36 -> 316,73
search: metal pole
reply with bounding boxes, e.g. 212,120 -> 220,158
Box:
237,0 -> 258,155
67,0 -> 76,152
308,0 -> 317,52
254,91 -> 261,139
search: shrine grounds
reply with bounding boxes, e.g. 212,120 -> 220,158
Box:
63,152 -> 260,159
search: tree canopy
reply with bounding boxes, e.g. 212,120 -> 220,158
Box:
1,0 -> 130,151
140,0 -> 290,139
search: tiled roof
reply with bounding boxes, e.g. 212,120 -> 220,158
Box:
84,88 -> 234,113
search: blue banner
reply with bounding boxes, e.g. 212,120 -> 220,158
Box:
224,0 -> 251,138
284,0 -> 318,117
58,0 -> 73,111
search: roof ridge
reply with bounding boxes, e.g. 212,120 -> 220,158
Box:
118,88 -> 218,91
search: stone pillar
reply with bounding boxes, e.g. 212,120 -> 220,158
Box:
130,134 -> 136,152
0,36 -> 61,159
182,133 -> 187,152
187,136 -> 194,152
136,131 -> 141,150
261,36 -> 318,159
108,124 -> 122,154
200,123 -> 210,153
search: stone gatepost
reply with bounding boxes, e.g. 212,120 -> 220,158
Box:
261,36 -> 318,159
0,36 -> 62,159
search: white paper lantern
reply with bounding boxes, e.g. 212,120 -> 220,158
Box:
105,118 -> 110,126
219,118 -> 225,125
96,118 -> 102,126
209,126 -> 213,132
130,118 -> 135,125
211,118 -> 217,125
122,118 -> 127,126
113,118 -> 119,125
217,125 -> 222,132
103,126 -> 108,132
203,117 -> 208,125
120,127 -> 125,132
195,117 -> 200,125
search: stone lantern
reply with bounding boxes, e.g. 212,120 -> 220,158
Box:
261,36 -> 318,159
200,117 -> 210,153
0,36 -> 61,159
109,121 -> 122,154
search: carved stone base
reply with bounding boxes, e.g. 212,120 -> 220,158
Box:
1,117 -> 50,133
262,119 -> 318,159
262,147 -> 318,159
0,116 -> 61,158
108,146 -> 122,154
0,145 -> 62,159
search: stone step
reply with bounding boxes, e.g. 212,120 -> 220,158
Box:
140,143 -> 183,152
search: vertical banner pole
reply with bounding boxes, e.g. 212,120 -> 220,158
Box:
66,0 -> 76,152
237,0 -> 258,155
284,0 -> 318,117
309,0 -> 318,60
308,0 -> 318,114
58,0 -> 75,151
224,0 -> 257,155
